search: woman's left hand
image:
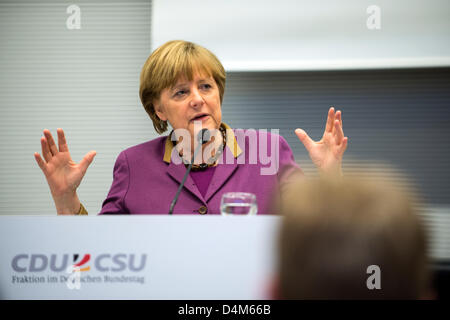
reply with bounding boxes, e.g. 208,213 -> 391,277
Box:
295,107 -> 348,175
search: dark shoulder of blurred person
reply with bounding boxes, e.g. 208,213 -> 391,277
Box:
277,172 -> 432,300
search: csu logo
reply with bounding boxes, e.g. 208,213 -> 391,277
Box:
11,253 -> 147,273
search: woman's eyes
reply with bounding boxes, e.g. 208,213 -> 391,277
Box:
175,90 -> 187,96
174,84 -> 212,97
200,83 -> 212,90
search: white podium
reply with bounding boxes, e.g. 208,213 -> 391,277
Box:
0,215 -> 280,300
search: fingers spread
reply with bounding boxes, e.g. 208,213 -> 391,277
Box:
325,107 -> 335,133
57,128 -> 69,152
41,136 -> 52,163
43,129 -> 58,156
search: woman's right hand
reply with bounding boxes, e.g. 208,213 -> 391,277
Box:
34,128 -> 96,215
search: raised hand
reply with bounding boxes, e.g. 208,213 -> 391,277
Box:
295,107 -> 348,174
34,128 -> 96,214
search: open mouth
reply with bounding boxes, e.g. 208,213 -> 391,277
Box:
191,114 -> 210,122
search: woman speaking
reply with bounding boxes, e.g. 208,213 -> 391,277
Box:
34,40 -> 348,215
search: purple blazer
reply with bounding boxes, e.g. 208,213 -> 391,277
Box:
99,124 -> 302,215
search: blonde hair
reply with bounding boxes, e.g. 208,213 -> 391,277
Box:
279,174 -> 430,299
139,40 -> 226,134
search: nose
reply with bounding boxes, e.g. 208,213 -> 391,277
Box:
189,87 -> 204,108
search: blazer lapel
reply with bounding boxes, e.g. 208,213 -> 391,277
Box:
204,125 -> 243,202
204,159 -> 239,203
166,161 -> 205,204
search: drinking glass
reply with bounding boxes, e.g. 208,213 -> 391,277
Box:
220,192 -> 257,216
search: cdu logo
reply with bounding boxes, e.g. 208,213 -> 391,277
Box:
11,253 -> 146,273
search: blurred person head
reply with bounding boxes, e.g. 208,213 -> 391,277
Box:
139,40 -> 226,136
276,173 -> 432,299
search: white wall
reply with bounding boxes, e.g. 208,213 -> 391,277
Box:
152,0 -> 450,71
0,0 -> 153,215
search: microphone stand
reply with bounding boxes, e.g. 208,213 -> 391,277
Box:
168,129 -> 209,215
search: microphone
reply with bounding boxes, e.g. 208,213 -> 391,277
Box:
169,129 -> 210,215
197,128 -> 210,145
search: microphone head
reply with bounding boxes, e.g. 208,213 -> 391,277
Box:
198,128 -> 210,145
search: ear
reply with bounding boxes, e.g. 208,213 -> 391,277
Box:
153,98 -> 168,122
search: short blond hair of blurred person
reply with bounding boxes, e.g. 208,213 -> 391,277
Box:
277,173 -> 431,299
